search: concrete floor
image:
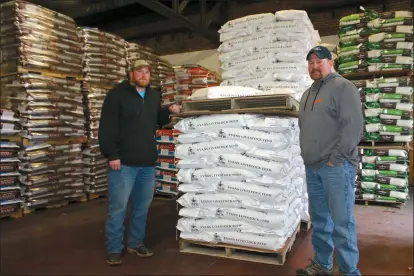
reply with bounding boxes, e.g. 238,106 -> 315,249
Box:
1,195 -> 413,275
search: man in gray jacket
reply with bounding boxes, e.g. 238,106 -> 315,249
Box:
296,46 -> 363,276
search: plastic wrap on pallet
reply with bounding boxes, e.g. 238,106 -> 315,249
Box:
355,148 -> 410,203
2,74 -> 86,140
175,113 -> 308,250
217,10 -> 319,102
337,8 -> 413,75
82,144 -> 108,195
154,129 -> 178,196
351,76 -> 413,143
18,141 -> 85,213
0,137 -> 24,217
0,0 -> 83,77
161,64 -> 222,105
79,27 -> 127,89
1,72 -> 87,212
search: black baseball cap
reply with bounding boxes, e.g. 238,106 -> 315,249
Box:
306,46 -> 332,61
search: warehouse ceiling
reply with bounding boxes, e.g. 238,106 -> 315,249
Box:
12,0 -> 392,44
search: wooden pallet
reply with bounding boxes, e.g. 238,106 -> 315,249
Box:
342,69 -> 413,80
87,192 -> 107,201
1,208 -> 24,219
22,136 -> 87,146
1,66 -> 83,81
178,224 -> 300,266
300,220 -> 312,232
24,201 -> 70,215
173,95 -> 300,118
68,195 -> 88,203
154,192 -> 178,201
355,199 -> 405,209
358,142 -> 412,150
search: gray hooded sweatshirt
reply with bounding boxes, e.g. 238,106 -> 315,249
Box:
299,72 -> 364,169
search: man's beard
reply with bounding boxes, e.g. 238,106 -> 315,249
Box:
134,79 -> 149,87
310,70 -> 322,81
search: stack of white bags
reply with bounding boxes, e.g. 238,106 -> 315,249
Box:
218,10 -> 320,101
174,114 -> 309,251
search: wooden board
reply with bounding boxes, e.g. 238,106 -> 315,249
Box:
355,199 -> 405,209
1,208 -> 24,219
358,142 -> 412,150
24,201 -> 70,215
1,66 -> 83,81
22,136 -> 87,146
173,108 -> 299,118
173,95 -> 300,118
154,192 -> 177,201
179,224 -> 300,266
88,192 -> 107,201
342,69 -> 413,80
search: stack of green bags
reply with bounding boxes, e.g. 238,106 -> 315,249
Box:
356,148 -> 409,203
351,76 -> 413,143
338,9 -> 413,75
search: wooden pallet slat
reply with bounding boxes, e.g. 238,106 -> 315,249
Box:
22,136 -> 87,146
355,199 -> 405,209
358,141 -> 412,149
175,95 -> 300,118
178,223 -> 300,266
342,69 -> 413,80
87,192 -> 107,201
1,208 -> 24,220
1,66 -> 83,81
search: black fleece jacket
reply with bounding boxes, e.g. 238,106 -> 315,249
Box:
98,80 -> 171,166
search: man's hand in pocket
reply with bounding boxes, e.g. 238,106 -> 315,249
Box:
109,159 -> 121,170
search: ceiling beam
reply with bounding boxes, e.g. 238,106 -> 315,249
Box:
131,0 -> 219,44
74,0 -> 144,18
179,0 -> 190,14
114,10 -> 222,40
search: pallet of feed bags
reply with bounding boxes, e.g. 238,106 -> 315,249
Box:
337,8 -> 413,75
1,0 -> 83,78
217,10 -> 320,102
173,113 -> 310,265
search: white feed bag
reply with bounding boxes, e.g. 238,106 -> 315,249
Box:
209,153 -> 291,179
177,167 -> 261,185
174,114 -> 259,133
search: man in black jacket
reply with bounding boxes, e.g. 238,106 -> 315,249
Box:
99,60 -> 181,266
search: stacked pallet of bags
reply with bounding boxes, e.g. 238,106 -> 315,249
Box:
79,27 -> 127,89
217,10 -> 320,101
352,76 -> 413,143
356,148 -> 409,204
126,42 -> 174,89
174,114 -> 308,250
78,28 -> 128,197
338,9 -> 413,75
0,0 -> 83,77
0,109 -> 23,217
154,129 -> 179,196
162,65 -> 221,106
3,76 -> 85,212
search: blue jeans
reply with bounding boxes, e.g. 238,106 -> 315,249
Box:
306,160 -> 361,275
106,165 -> 156,253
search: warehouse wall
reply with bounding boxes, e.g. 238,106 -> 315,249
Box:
160,35 -> 340,73
141,0 -> 412,55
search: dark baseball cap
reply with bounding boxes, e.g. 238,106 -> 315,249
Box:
306,46 -> 332,61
